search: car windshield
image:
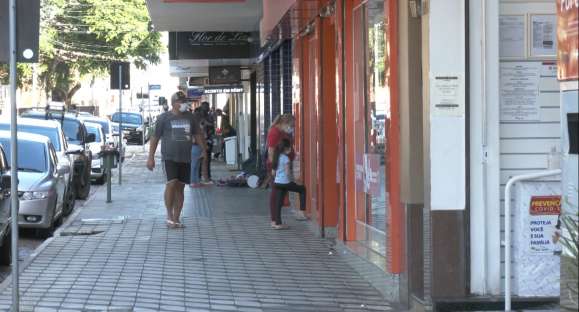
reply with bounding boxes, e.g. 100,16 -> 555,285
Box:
112,113 -> 142,125
94,120 -> 110,135
85,125 -> 102,142
0,124 -> 61,152
0,138 -> 47,172
62,119 -> 83,144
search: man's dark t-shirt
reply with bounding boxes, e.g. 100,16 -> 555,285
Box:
155,111 -> 201,163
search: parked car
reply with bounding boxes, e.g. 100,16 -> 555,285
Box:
0,131 -> 69,238
84,122 -> 107,184
79,115 -> 126,162
0,145 -> 12,265
111,112 -> 149,145
0,118 -> 76,216
20,111 -> 95,200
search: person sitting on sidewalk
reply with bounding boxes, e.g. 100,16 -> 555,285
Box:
271,138 -> 307,230
147,91 -> 206,228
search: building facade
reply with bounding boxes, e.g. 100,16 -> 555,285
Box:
145,0 -> 577,309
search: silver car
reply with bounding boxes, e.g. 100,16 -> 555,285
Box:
0,118 -> 76,216
0,145 -> 12,265
0,131 -> 69,237
84,122 -> 107,184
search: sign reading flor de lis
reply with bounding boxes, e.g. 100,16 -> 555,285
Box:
169,31 -> 257,60
188,32 -> 251,46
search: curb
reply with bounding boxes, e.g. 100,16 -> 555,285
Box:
0,152 -> 139,293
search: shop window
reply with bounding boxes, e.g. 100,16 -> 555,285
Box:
353,0 -> 389,256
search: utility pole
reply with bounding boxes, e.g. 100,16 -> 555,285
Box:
8,0 -> 20,310
118,65 -> 123,185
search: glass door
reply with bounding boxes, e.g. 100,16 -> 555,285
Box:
352,0 -> 389,257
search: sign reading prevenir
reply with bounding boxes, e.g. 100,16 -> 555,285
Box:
169,31 -> 256,60
528,195 -> 561,254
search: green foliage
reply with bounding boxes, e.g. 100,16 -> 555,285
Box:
38,0 -> 163,104
0,64 -> 33,88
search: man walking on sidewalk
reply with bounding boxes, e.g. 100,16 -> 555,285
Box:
147,91 -> 206,228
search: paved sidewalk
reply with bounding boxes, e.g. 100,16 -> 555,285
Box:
0,149 -> 394,312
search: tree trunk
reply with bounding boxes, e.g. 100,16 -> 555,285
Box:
65,83 -> 82,108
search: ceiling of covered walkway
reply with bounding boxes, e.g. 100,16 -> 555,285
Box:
145,0 -> 263,32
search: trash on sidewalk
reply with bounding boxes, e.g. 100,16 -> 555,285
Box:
215,172 -> 257,188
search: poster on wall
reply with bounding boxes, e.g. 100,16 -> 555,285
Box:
528,195 -> 562,254
530,14 -> 557,57
500,62 -> 541,122
500,15 -> 526,58
430,74 -> 465,117
556,0 -> 579,81
363,154 -> 380,196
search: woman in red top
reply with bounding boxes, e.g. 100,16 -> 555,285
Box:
266,114 -> 307,227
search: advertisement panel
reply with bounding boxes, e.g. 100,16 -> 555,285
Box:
557,0 -> 579,81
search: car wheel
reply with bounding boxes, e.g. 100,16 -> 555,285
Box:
63,187 -> 76,216
0,232 -> 11,266
77,168 -> 91,200
95,173 -> 106,185
37,200 -> 57,238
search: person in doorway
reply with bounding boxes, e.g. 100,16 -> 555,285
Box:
266,114 -> 307,225
271,138 -> 307,229
147,91 -> 206,228
190,107 -> 205,188
198,101 -> 215,184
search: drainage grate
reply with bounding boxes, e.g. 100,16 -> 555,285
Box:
60,230 -> 105,236
80,216 -> 128,225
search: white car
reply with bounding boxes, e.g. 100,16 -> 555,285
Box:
84,122 -> 107,184
80,116 -> 126,163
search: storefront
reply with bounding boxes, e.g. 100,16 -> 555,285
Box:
260,0 -> 405,303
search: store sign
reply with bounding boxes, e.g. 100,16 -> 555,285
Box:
557,0 -> 579,81
209,66 -> 241,85
149,84 -> 161,90
187,87 -> 204,99
203,86 -> 244,94
528,195 -> 561,254
169,31 -> 256,60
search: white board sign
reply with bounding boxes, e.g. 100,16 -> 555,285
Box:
500,15 -> 526,58
430,75 -> 465,117
500,62 -> 541,121
530,14 -> 557,57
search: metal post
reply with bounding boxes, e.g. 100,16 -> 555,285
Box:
141,87 -> 145,152
8,0 -> 20,310
118,65 -> 123,185
106,154 -> 112,203
503,169 -> 562,311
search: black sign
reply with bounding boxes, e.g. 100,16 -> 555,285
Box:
169,31 -> 257,60
110,62 -> 131,90
0,0 -> 40,63
204,85 -> 244,94
209,66 -> 241,85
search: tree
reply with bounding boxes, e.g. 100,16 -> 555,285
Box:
39,0 -> 163,106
